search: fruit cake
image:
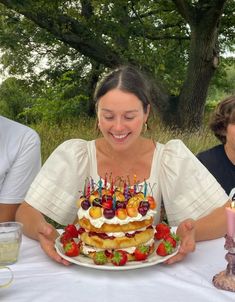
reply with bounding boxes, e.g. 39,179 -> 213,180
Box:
76,179 -> 157,262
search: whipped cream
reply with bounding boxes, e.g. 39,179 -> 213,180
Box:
77,208 -> 156,228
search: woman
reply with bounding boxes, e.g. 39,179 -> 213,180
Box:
16,65 -> 230,266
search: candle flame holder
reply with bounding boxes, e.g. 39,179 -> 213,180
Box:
212,202 -> 235,292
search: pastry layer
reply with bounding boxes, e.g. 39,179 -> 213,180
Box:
80,228 -> 154,249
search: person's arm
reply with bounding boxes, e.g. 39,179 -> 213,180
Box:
0,133 -> 41,222
165,199 -> 230,264
16,201 -> 70,265
0,204 -> 20,222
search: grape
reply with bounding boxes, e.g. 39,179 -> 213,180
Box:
81,199 -> 91,210
138,205 -> 148,216
139,200 -> 150,210
103,208 -> 115,219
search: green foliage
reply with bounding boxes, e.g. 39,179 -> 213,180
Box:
20,72 -> 90,122
0,77 -> 33,120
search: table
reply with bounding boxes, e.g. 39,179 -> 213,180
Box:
0,234 -> 234,302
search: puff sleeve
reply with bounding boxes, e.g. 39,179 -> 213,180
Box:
159,140 -> 229,226
25,139 -> 90,225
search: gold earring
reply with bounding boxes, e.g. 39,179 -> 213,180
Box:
144,122 -> 148,133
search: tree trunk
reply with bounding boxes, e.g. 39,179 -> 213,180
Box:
164,0 -> 227,130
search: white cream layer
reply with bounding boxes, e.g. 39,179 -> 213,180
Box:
78,208 -> 156,228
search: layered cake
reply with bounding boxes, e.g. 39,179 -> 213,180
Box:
76,178 -> 157,262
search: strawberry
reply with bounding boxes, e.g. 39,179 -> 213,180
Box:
134,245 -> 150,261
154,223 -> 171,240
156,241 -> 173,256
94,251 -> 108,265
65,224 -> 79,238
164,233 -> 179,248
111,250 -> 128,266
60,231 -> 74,244
63,241 -> 80,257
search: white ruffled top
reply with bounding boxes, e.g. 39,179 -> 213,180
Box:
25,139 -> 228,226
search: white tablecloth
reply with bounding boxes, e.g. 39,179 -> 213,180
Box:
0,234 -> 234,302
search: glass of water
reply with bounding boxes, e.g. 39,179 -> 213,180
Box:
0,222 -> 23,265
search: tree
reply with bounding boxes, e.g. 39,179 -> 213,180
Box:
0,0 -> 234,130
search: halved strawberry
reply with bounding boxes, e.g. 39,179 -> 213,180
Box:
134,245 -> 150,261
111,250 -> 128,266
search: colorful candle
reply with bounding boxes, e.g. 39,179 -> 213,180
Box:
226,201 -> 235,238
125,183 -> 129,199
110,179 -> 114,195
113,193 -> 116,210
104,173 -> 107,188
98,177 -> 102,198
86,181 -> 90,199
144,180 -> 147,198
134,175 -> 136,194
91,177 -> 94,191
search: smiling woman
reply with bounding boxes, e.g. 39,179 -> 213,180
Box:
15,65 -> 230,267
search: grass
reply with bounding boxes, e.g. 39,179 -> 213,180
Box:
33,116 -> 219,164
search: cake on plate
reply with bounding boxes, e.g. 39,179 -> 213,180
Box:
76,178 -> 157,263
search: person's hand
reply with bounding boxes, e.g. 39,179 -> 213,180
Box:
164,218 -> 196,264
37,222 -> 70,266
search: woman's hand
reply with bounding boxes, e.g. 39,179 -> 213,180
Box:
164,218 -> 196,264
37,222 -> 70,266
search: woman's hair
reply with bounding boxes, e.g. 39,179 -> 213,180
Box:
210,95 -> 235,144
94,65 -> 152,113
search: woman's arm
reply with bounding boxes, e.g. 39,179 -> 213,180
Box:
165,199 -> 230,265
194,200 -> 229,241
16,201 -> 70,265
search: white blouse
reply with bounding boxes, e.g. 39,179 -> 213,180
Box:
25,139 -> 228,226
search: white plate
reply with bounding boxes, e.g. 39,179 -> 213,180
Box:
55,237 -> 179,271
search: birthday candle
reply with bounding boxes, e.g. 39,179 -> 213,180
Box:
98,177 -> 102,198
113,193 -> 116,210
104,173 -> 107,188
225,201 -> 235,238
86,181 -> 90,199
91,177 -> 94,191
133,174 -> 137,194
144,180 -> 147,198
110,179 -> 114,195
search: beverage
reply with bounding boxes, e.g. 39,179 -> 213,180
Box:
0,240 -> 20,265
0,222 -> 22,265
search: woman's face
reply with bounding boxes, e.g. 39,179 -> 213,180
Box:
97,88 -> 149,151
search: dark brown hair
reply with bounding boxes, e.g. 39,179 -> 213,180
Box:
210,95 -> 235,144
94,65 -> 152,113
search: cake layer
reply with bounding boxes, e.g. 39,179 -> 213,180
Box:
80,228 -> 154,249
79,217 -> 153,232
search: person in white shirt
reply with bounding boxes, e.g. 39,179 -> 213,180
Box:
0,116 -> 41,222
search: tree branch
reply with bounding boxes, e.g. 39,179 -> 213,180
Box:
0,0 -> 122,67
